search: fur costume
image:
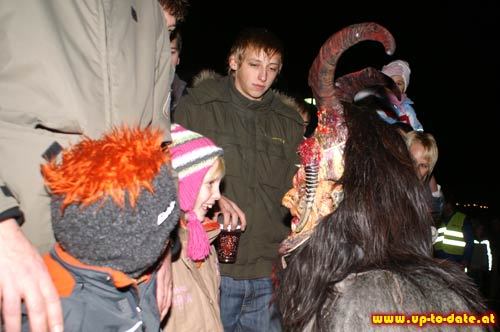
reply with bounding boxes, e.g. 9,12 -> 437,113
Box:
277,23 -> 489,332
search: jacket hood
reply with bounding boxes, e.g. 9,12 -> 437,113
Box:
189,69 -> 302,123
192,70 -> 222,87
273,91 -> 303,120
187,70 -> 227,105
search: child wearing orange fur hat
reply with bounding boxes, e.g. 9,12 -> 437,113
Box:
23,127 -> 179,331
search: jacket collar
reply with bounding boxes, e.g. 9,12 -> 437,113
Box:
52,243 -> 150,289
228,76 -> 274,112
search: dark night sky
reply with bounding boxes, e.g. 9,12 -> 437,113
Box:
177,0 -> 499,213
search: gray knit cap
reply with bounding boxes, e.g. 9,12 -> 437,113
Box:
43,127 -> 179,278
51,165 -> 178,278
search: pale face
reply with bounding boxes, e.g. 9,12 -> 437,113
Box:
229,48 -> 282,100
162,10 -> 177,32
193,159 -> 223,221
391,75 -> 406,93
410,141 -> 430,180
170,39 -> 180,68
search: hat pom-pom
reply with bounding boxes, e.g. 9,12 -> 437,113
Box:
186,211 -> 210,261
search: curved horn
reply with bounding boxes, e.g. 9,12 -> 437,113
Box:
334,67 -> 401,103
293,23 -> 395,235
308,22 -> 396,109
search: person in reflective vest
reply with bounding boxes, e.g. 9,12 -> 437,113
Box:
434,194 -> 474,267
435,211 -> 467,254
468,221 -> 493,296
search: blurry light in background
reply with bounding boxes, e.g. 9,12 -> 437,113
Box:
456,202 -> 488,209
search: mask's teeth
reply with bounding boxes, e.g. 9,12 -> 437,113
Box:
304,164 -> 319,204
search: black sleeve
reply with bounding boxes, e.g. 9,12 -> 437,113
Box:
0,207 -> 24,225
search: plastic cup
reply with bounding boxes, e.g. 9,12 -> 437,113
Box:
215,224 -> 241,263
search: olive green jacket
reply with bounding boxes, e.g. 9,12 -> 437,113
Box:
175,73 -> 304,278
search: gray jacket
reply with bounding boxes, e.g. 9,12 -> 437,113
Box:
23,245 -> 161,332
0,0 -> 173,252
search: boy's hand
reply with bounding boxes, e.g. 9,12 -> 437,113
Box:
218,196 -> 246,231
156,249 -> 173,320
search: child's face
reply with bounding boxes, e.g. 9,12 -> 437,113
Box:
409,141 -> 430,180
229,48 -> 282,101
170,39 -> 180,68
391,75 -> 406,93
193,159 -> 223,220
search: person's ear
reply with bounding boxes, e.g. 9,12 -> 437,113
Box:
229,55 -> 239,71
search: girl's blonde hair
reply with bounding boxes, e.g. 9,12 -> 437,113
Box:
213,156 -> 226,178
404,131 -> 438,180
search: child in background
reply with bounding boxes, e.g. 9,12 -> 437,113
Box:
405,130 -> 438,182
33,127 -> 179,331
165,123 -> 224,332
297,101 -> 313,137
381,59 -> 423,131
169,28 -> 188,118
405,130 -> 444,227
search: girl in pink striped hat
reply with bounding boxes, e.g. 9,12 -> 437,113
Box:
165,123 -> 225,332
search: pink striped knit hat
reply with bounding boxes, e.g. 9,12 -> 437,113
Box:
170,123 -> 223,260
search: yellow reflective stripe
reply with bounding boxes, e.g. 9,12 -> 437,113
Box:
443,229 -> 464,238
434,224 -> 466,255
442,238 -> 466,247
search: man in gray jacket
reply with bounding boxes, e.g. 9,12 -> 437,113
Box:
0,1 -> 186,331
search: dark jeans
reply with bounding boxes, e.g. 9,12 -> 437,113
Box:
220,276 -> 281,332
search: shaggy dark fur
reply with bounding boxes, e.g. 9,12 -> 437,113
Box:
276,103 -> 487,331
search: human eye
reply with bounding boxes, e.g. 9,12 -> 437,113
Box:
268,66 -> 278,72
206,176 -> 219,186
210,177 -> 223,187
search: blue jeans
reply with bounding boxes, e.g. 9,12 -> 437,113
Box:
220,276 -> 282,332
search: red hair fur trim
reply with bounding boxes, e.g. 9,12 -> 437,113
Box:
41,127 -> 170,211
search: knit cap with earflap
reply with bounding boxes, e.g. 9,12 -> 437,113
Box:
170,123 -> 224,261
381,60 -> 411,92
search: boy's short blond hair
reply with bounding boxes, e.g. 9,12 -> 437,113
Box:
227,28 -> 284,74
